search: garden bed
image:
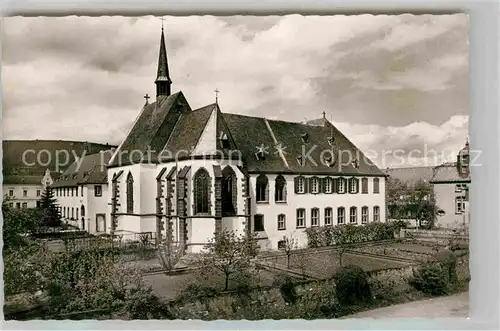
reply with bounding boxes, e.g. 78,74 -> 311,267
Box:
266,249 -> 412,279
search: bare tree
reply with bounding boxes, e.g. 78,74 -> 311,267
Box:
158,239 -> 184,274
332,224 -> 356,267
280,235 -> 298,269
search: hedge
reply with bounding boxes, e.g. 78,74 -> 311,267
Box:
304,222 -> 401,248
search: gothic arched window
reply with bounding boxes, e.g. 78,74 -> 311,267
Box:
256,174 -> 269,202
126,172 -> 134,213
275,174 -> 286,202
194,168 -> 210,214
222,166 -> 237,216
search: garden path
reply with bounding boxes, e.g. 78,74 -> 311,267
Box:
343,291 -> 468,318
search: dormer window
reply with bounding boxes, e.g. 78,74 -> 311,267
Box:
219,132 -> 230,149
301,133 -> 309,143
255,151 -> 266,160
297,155 -> 304,166
352,159 -> 359,169
327,136 -> 335,146
323,153 -> 335,167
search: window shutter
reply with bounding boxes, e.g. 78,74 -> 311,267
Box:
294,177 -> 299,194
355,178 -> 360,193
333,178 -> 338,193
305,177 -> 310,193
318,177 -> 323,193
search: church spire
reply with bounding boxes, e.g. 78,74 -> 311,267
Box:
155,25 -> 172,98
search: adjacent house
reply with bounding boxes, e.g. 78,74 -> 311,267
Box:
51,151 -> 114,233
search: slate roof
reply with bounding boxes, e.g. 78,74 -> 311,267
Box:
223,113 -> 385,175
51,151 -> 113,188
3,140 -> 115,185
385,166 -> 435,185
161,103 -> 216,156
431,162 -> 471,183
3,175 -> 45,185
109,92 -> 191,166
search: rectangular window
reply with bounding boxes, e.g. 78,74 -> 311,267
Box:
254,214 -> 265,232
8,189 -> 14,197
373,206 -> 380,222
455,197 -> 464,214
22,202 -> 27,209
362,206 -> 369,224
23,190 -> 28,197
296,208 -> 305,228
455,184 -> 462,192
16,202 -> 21,209
95,185 -> 102,197
337,207 -> 345,224
277,214 -> 286,230
296,177 -> 305,194
338,178 -> 345,193
311,178 -> 319,194
311,208 -> 319,226
325,207 -> 332,226
361,178 -> 368,194
349,179 -> 357,194
36,190 -> 41,197
324,178 -> 332,193
373,178 -> 380,194
81,186 -> 84,197
350,207 -> 357,223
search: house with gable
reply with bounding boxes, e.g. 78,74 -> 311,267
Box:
106,28 -> 387,252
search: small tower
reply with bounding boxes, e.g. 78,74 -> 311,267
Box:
457,138 -> 470,176
155,26 -> 172,99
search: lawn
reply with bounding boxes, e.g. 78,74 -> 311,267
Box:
143,268 -> 280,300
266,249 -> 412,279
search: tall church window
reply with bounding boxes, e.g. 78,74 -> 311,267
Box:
126,172 -> 134,213
194,168 -> 210,214
275,175 -> 286,202
256,174 -> 269,202
222,166 -> 236,216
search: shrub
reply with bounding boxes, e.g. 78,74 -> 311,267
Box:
333,265 -> 372,306
273,274 -> 299,305
305,222 -> 396,248
409,262 -> 449,296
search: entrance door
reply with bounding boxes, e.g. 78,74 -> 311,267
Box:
96,214 -> 106,232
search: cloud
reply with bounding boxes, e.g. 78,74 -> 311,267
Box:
2,14 -> 469,167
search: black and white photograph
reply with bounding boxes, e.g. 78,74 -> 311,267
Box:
2,14 -> 470,320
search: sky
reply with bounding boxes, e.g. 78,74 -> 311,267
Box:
2,14 -> 469,168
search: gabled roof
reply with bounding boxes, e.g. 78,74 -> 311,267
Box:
51,151 -> 113,187
161,103 -> 216,156
2,140 -> 115,177
3,175 -> 45,186
109,91 -> 191,166
431,162 -> 471,183
223,113 -> 384,175
385,166 -> 435,185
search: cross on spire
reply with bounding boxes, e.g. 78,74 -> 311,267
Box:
322,111 -> 326,119
214,88 -> 220,103
144,93 -> 150,104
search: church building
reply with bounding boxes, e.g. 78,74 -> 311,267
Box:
107,28 -> 387,252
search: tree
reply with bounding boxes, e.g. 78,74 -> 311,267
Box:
280,235 -> 298,269
387,178 -> 437,228
2,198 -> 40,251
201,230 -> 259,291
332,224 -> 356,267
158,239 -> 185,274
38,187 -> 62,227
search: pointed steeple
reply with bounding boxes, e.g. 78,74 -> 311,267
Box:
155,26 -> 172,98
